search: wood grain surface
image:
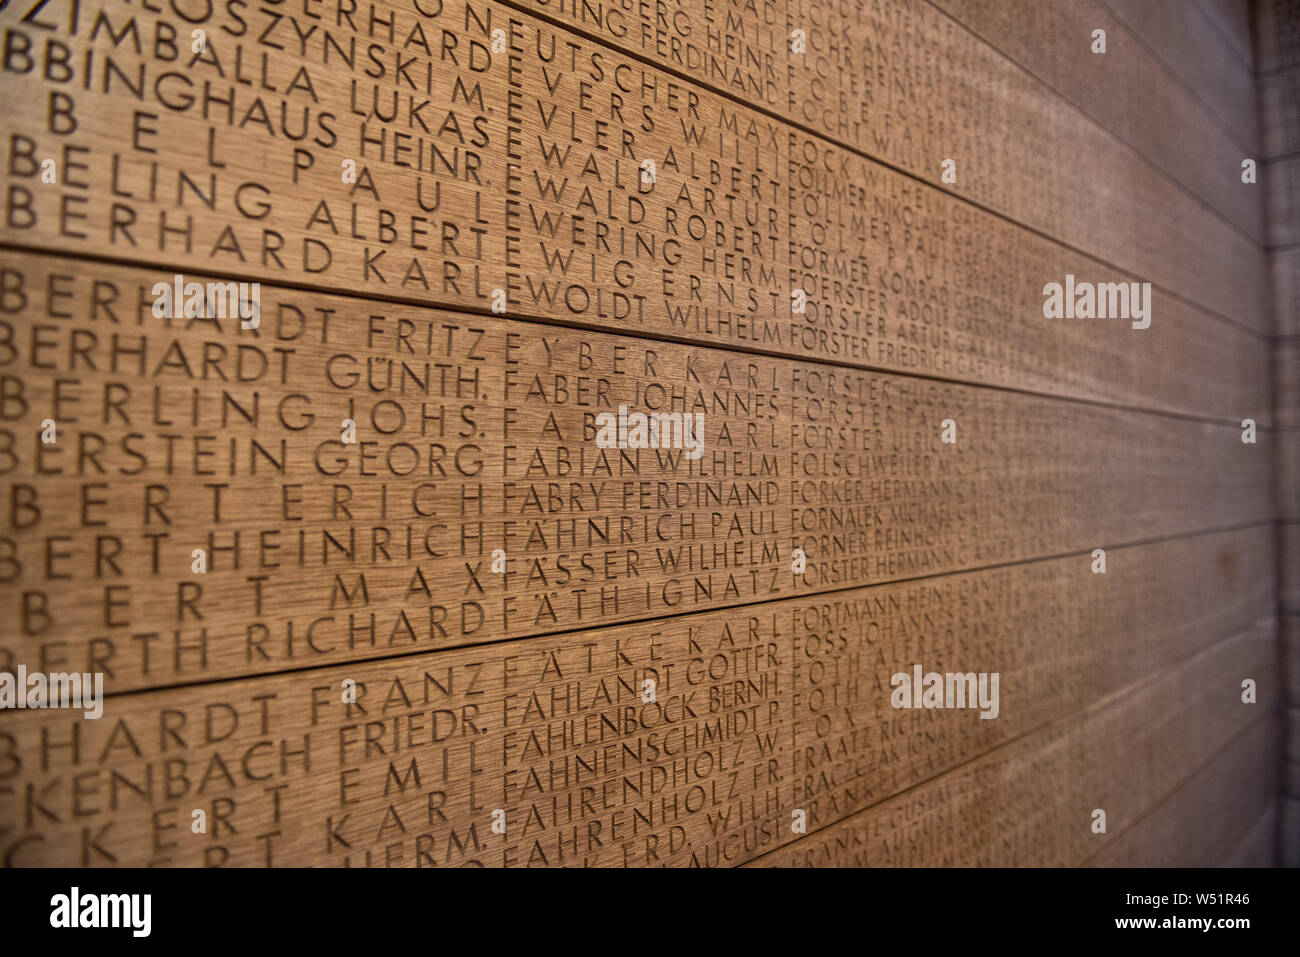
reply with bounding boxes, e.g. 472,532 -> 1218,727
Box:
0,527 -> 1274,865
0,0 -> 1285,868
1090,715 -> 1278,867
929,0 -> 1261,239
512,0 -> 1269,329
0,0 -> 1273,391
751,626 -> 1277,866
0,250 -> 1274,693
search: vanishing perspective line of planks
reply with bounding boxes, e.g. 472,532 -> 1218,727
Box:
0,0 -> 1284,867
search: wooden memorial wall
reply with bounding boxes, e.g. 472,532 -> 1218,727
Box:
0,0 -> 1292,867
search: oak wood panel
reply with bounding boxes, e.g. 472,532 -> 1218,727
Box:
0,2 -> 1272,414
0,527 -> 1273,866
1266,7 -> 1300,855
1271,248 -> 1300,338
1259,69 -> 1300,160
1253,0 -> 1300,73
1279,344 -> 1300,431
1284,616 -> 1300,704
930,0 -> 1263,241
0,250 -> 1275,693
750,625 -> 1277,866
777,0 -> 1269,329
1265,157 -> 1300,248
1282,797 -> 1300,865
513,0 -> 1270,331
1277,434 -> 1299,528
1283,525 -> 1300,614
1106,0 -> 1259,146
1075,628 -> 1276,854
1283,796 -> 1300,866
1220,801 -> 1278,867
0,0 -> 1281,872
1287,707 -> 1300,798
1196,0 -> 1254,67
1090,714 -> 1278,867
